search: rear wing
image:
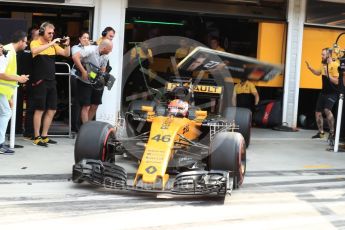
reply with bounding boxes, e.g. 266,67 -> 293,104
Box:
177,46 -> 283,82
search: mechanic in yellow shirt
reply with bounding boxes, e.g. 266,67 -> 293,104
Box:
175,38 -> 192,62
210,37 -> 225,52
306,48 -> 339,139
232,79 -> 259,111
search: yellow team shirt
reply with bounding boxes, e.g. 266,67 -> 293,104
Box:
215,46 -> 225,52
30,39 -> 64,57
319,61 -> 339,77
234,80 -> 257,94
96,37 -> 103,45
319,61 -> 339,94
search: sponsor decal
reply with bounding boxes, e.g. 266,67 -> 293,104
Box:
165,83 -> 222,94
161,118 -> 172,129
145,166 -> 157,174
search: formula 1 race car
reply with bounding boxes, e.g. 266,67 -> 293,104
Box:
72,47 -> 282,197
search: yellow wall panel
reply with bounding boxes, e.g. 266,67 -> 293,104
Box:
300,27 -> 344,89
256,22 -> 286,87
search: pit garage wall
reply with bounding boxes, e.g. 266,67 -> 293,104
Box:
282,0 -> 306,128
256,22 -> 286,88
300,27 -> 345,89
93,0 -> 127,125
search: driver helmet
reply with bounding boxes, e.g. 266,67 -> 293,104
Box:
168,99 -> 189,117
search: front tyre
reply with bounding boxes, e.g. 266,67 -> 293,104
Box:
208,132 -> 246,189
74,121 -> 115,163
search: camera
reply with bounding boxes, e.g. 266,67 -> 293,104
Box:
58,38 -> 67,44
98,72 -> 116,90
2,49 -> 8,57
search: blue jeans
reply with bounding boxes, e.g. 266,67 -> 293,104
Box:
0,94 -> 12,144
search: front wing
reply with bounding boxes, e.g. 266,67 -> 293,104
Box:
72,159 -> 233,196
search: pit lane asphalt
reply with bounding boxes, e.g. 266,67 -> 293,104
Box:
0,128 -> 345,230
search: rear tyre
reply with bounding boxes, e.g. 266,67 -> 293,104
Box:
74,121 -> 115,163
223,107 -> 251,147
208,132 -> 246,189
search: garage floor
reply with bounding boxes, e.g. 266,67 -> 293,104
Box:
0,128 -> 345,229
0,127 -> 344,175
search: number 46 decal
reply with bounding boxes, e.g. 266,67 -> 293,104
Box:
151,134 -> 171,142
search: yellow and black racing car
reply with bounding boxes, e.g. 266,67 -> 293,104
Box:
72,47 -> 282,197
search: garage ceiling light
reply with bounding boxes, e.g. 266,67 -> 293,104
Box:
133,20 -> 184,26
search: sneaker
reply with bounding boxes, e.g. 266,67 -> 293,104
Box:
23,136 -> 34,141
0,144 -> 15,155
327,132 -> 335,146
33,137 -> 48,147
312,132 -> 324,139
41,136 -> 57,144
328,132 -> 335,139
328,132 -> 335,142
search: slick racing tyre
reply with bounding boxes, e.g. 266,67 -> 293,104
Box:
74,121 -> 115,163
208,132 -> 246,189
223,107 -> 252,147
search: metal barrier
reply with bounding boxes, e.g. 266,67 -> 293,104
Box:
334,94 -> 344,152
52,62 -> 73,138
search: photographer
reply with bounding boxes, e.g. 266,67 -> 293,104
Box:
72,39 -> 113,124
0,32 -> 29,154
306,48 -> 339,139
30,22 -> 70,147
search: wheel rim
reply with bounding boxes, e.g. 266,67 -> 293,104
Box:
237,137 -> 246,185
101,127 -> 115,161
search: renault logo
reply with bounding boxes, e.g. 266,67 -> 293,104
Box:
145,166 -> 157,174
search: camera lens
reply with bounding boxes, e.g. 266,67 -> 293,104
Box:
3,49 -> 8,57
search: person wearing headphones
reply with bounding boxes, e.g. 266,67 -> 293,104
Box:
96,26 -> 115,45
30,22 -> 70,147
72,39 -> 113,124
306,48 -> 339,139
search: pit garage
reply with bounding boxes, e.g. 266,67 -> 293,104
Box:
122,0 -> 288,130
2,0 -> 345,141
